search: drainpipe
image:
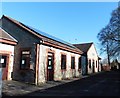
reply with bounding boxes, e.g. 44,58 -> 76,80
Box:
35,40 -> 43,85
35,43 -> 40,85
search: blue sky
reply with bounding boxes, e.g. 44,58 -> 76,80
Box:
1,2 -> 118,58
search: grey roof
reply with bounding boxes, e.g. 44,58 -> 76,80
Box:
1,15 -> 82,53
73,42 -> 93,52
0,27 -> 17,42
23,24 -> 76,49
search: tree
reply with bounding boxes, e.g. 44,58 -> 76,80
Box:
97,4 -> 120,66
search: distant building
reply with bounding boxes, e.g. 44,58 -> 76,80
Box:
0,27 -> 17,80
111,59 -> 120,70
73,42 -> 101,75
0,15 -> 83,85
102,64 -> 111,71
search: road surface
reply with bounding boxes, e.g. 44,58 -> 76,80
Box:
24,70 -> 120,96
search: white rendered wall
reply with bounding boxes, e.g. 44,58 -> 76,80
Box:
87,44 -> 99,73
38,44 -> 81,84
0,43 -> 15,80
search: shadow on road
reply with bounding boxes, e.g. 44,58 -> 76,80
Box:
2,70 -> 120,97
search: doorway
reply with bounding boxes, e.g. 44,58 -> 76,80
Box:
0,54 -> 9,80
47,53 -> 54,81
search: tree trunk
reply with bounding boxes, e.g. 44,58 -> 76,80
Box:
107,54 -> 110,66
107,43 -> 111,66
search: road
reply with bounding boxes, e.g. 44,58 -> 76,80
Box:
23,70 -> 120,96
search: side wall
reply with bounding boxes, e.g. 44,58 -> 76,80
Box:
38,44 -> 82,83
1,17 -> 82,84
87,44 -> 99,74
1,18 -> 40,83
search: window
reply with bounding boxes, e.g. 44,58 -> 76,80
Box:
96,61 -> 97,68
92,60 -> 95,67
61,54 -> 66,69
78,57 -> 81,69
0,55 -> 7,68
20,50 -> 30,69
89,59 -> 91,68
71,57 -> 75,69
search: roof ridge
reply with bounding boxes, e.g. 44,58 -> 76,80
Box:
73,42 -> 93,45
73,42 -> 94,52
2,15 -> 83,54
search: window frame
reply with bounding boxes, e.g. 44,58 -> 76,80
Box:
20,48 -> 31,70
78,57 -> 81,69
61,54 -> 66,70
71,56 -> 75,69
0,55 -> 7,68
92,60 -> 95,67
96,60 -> 97,68
89,59 -> 91,68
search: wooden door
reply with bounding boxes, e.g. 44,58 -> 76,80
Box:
0,55 -> 8,80
81,56 -> 87,75
47,53 -> 54,81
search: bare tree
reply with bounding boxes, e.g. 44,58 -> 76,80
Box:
97,4 -> 120,66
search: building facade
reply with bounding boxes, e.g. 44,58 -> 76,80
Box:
0,15 -> 83,85
73,42 -> 101,75
0,27 -> 17,80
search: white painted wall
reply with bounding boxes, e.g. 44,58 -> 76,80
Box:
87,44 -> 99,74
0,43 -> 15,80
98,62 -> 102,72
38,44 -> 81,84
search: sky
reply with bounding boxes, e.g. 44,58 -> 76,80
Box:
1,2 -> 119,59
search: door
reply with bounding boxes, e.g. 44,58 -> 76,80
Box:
47,53 -> 54,81
0,55 -> 8,80
81,56 -> 87,75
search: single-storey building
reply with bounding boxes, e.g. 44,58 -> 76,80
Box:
0,27 -> 17,80
73,42 -> 101,75
111,59 -> 120,70
0,15 -> 83,85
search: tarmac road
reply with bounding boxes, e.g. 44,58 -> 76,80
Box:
24,70 -> 120,96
